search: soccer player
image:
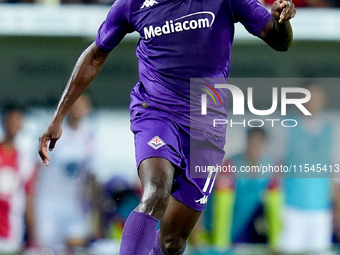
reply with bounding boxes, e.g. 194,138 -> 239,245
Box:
38,0 -> 296,254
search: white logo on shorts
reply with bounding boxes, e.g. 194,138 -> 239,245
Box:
195,195 -> 208,205
147,135 -> 166,150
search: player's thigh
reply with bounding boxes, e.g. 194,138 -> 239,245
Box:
138,157 -> 175,190
159,197 -> 202,243
171,129 -> 225,212
137,157 -> 175,218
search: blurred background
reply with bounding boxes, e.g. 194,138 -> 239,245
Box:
1,0 -> 340,254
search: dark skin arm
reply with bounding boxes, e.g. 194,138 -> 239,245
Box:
38,42 -> 109,166
261,0 -> 296,51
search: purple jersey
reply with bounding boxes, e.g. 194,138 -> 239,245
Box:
95,0 -> 272,136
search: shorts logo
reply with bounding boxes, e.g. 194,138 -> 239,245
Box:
147,135 -> 166,150
195,195 -> 208,205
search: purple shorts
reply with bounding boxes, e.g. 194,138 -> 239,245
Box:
130,108 -> 225,211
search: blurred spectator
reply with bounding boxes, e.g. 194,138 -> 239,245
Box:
196,128 -> 281,252
35,94 -> 99,254
279,84 -> 334,254
0,103 -> 37,254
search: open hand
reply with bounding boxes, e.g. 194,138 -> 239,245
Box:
38,122 -> 62,166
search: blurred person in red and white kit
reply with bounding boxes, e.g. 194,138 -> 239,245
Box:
0,103 -> 37,254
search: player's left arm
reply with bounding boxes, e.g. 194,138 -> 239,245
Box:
260,0 -> 296,51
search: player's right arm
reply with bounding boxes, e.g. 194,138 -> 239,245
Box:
260,0 -> 296,51
38,44 -> 110,166
230,0 -> 295,51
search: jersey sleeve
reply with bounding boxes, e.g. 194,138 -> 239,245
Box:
229,0 -> 273,37
95,0 -> 135,52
